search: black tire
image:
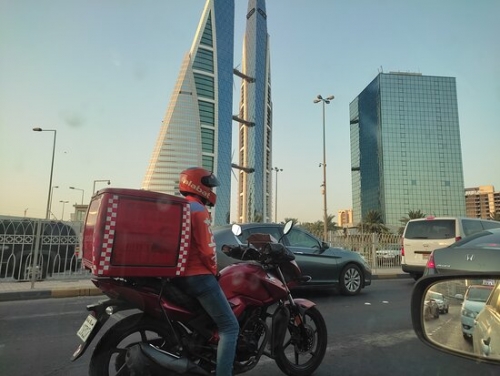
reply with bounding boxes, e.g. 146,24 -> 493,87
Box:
275,306 -> 327,376
339,264 -> 363,296
89,313 -> 177,376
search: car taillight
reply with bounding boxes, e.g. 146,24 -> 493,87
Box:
455,236 -> 461,242
401,237 -> 404,256
426,253 -> 436,270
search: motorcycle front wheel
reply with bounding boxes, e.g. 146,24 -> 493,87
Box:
275,306 -> 327,376
89,313 -> 176,376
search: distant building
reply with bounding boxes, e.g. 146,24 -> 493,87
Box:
234,0 -> 273,223
465,185 -> 500,219
142,0 -> 235,226
350,72 -> 466,228
337,209 -> 353,228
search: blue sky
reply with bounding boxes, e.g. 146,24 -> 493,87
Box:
1,0 -> 499,223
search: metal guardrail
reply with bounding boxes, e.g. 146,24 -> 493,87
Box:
310,230 -> 403,269
0,217 -> 88,283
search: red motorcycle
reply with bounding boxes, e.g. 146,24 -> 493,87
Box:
72,221 -> 327,376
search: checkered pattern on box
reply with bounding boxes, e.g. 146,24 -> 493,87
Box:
175,205 -> 191,276
93,195 -> 118,275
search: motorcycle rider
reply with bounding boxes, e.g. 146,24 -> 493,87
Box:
173,167 -> 239,376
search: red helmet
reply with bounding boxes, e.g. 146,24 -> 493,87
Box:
179,167 -> 219,206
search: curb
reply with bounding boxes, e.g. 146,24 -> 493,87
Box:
0,274 -> 410,302
0,287 -> 103,302
372,273 -> 411,280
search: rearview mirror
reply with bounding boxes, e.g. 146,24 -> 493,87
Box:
411,274 -> 500,365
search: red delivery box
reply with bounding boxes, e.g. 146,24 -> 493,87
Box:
82,188 -> 191,277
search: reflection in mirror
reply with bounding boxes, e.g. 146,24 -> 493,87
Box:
422,278 -> 500,360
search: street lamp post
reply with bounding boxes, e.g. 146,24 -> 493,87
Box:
49,185 -> 59,219
33,127 -> 57,219
313,94 -> 334,241
93,179 -> 111,194
69,186 -> 85,204
59,200 -> 69,220
273,167 -> 283,223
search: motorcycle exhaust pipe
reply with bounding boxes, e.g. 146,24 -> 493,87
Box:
126,343 -> 210,376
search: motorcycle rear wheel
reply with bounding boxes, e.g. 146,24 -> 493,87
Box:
89,313 -> 177,376
275,306 -> 327,376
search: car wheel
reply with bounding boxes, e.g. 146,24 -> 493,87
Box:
339,264 -> 363,296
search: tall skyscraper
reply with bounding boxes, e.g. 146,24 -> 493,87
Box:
350,72 -> 466,228
234,0 -> 272,223
142,0 -> 234,226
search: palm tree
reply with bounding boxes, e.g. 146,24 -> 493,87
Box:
358,209 -> 389,234
283,217 -> 299,225
398,209 -> 426,234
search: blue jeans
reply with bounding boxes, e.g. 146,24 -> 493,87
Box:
174,274 -> 239,376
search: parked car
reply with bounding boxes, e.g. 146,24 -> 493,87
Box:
460,284 -> 494,340
473,280 -> 500,358
376,249 -> 401,266
0,218 -> 80,280
212,222 -> 372,296
424,228 -> 500,276
427,290 -> 449,314
402,217 -> 500,280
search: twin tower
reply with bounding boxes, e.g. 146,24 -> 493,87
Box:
142,0 -> 272,226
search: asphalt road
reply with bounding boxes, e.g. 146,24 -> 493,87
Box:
0,279 -> 498,376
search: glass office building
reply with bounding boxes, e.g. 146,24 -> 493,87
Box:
235,0 -> 272,223
350,72 -> 465,228
142,0 -> 234,226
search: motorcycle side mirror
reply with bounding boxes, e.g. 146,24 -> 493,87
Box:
231,224 -> 242,237
283,220 -> 294,235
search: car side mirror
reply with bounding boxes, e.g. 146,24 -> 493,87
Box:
231,224 -> 242,236
411,274 -> 500,365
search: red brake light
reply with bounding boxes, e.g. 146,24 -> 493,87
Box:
426,253 -> 436,269
455,236 -> 461,242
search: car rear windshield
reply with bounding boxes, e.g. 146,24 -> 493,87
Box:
465,286 -> 493,302
405,220 -> 455,240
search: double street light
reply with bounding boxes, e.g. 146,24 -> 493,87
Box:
59,200 -> 69,220
69,186 -> 85,204
33,127 -> 57,219
313,94 -> 334,241
273,167 -> 283,223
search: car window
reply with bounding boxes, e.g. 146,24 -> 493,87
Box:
286,228 -> 320,249
482,221 -> 500,230
451,230 -> 500,249
405,220 -> 455,239
462,219 -> 485,237
239,226 -> 282,245
428,292 -> 444,300
465,286 -> 493,302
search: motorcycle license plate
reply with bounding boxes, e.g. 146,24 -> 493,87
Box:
77,314 -> 97,342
